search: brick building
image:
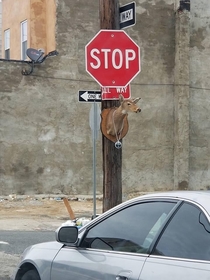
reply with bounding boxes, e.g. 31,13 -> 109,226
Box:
1,0 -> 55,60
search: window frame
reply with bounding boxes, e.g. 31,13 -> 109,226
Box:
152,201 -> 210,261
21,20 -> 27,60
4,29 -> 10,59
79,199 -> 179,254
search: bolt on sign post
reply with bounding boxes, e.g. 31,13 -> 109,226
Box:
99,0 -> 121,212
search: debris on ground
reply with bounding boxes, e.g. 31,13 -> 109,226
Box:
0,194 -> 103,231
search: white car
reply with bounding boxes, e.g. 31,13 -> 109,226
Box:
13,191 -> 210,280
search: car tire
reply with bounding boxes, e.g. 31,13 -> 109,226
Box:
21,269 -> 40,280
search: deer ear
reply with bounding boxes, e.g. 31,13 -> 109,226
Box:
133,97 -> 141,104
119,94 -> 124,103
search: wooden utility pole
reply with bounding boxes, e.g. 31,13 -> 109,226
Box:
99,0 -> 122,212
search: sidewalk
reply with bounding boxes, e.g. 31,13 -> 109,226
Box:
0,194 -> 103,231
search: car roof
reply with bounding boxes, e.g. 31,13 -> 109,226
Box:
79,191 -> 210,233
128,191 -> 210,216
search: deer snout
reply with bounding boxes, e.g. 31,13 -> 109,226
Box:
135,108 -> 141,113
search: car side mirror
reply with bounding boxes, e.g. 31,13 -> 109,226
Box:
56,226 -> 78,244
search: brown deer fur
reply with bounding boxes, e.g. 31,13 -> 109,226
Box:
106,94 -> 141,136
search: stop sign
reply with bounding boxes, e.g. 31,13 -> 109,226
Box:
85,29 -> 140,87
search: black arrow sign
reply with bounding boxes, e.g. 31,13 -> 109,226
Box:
78,90 -> 102,102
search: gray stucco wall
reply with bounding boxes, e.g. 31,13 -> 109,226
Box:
0,1 -> 2,57
123,0 -> 175,194
1,0 -> 210,196
189,0 -> 210,190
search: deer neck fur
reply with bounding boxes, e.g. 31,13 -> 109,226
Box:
106,107 -> 127,136
114,106 -> 128,120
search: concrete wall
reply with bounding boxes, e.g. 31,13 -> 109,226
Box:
123,0 -> 175,194
189,0 -> 210,190
0,1 -> 2,57
1,0 -> 210,196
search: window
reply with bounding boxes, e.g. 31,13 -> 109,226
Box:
4,29 -> 10,59
21,20 -> 27,60
153,202 -> 210,261
80,201 -> 176,254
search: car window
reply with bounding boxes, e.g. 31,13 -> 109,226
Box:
80,201 -> 176,254
153,202 -> 210,261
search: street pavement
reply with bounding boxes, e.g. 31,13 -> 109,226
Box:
0,230 -> 57,280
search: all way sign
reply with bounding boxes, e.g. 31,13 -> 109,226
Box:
79,90 -> 101,102
101,85 -> 131,100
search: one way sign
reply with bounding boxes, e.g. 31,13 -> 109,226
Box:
119,1 -> 136,29
78,90 -> 101,102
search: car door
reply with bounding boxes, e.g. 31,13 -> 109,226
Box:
140,201 -> 210,280
51,200 -> 177,280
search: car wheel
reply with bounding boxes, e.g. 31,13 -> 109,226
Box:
21,269 -> 40,280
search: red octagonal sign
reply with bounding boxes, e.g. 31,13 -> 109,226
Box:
85,29 -> 141,88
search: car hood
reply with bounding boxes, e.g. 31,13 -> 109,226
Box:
29,241 -> 64,250
21,241 -> 64,263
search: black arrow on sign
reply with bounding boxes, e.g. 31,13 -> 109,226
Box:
78,90 -> 102,102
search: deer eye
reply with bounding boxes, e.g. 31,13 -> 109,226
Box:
127,102 -> 131,106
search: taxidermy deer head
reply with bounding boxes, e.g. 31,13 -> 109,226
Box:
106,94 -> 141,137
